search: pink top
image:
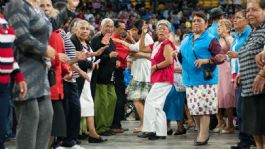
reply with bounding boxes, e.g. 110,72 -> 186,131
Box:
150,39 -> 176,84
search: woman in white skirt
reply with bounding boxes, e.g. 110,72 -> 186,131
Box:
71,20 -> 108,143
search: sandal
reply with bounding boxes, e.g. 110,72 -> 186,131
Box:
174,128 -> 187,135
133,127 -> 142,133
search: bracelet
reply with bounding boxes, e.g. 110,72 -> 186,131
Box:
208,59 -> 211,64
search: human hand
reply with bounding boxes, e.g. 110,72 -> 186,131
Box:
101,33 -> 111,45
215,54 -> 227,62
151,65 -> 157,74
174,66 -> 182,73
227,51 -> 239,59
18,81 -> 27,98
112,38 -> 123,44
67,0 -> 80,11
252,74 -> 265,94
142,24 -> 148,35
194,59 -> 209,68
109,51 -> 117,58
92,63 -> 99,70
64,70 -> 73,79
172,50 -> 178,58
58,53 -> 70,62
116,60 -> 121,68
45,45 -> 55,60
126,30 -> 134,41
79,70 -> 90,81
234,75 -> 241,88
78,51 -> 92,60
255,50 -> 265,69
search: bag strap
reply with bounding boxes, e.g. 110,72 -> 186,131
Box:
192,37 -> 198,60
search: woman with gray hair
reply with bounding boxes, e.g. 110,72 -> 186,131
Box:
137,20 -> 176,140
90,18 -> 118,136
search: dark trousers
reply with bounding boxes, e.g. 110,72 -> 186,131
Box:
0,83 -> 10,149
236,86 -> 253,144
62,81 -> 81,146
112,68 -> 127,129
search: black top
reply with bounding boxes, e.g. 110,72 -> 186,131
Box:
90,32 -> 116,84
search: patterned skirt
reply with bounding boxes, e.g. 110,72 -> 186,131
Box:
126,80 -> 152,100
186,84 -> 218,115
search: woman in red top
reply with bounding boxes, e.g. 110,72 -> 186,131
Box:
138,20 -> 176,140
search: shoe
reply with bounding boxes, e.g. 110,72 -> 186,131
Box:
77,133 -> 88,140
55,146 -> 65,149
220,128 -> 234,134
133,127 -> 142,133
167,129 -> 173,135
148,136 -> 166,140
88,136 -> 107,143
70,145 -> 85,149
122,128 -> 129,131
194,137 -> 209,146
99,130 -> 115,136
137,132 -> 154,138
213,123 -> 226,133
111,128 -> 124,133
174,128 -> 186,135
212,127 -> 222,133
61,140 -> 75,147
75,139 -> 81,145
230,142 -> 250,149
187,120 -> 195,129
147,133 -> 166,140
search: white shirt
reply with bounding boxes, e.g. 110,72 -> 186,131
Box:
131,34 -> 154,82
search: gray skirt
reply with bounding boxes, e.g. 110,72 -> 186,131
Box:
241,93 -> 265,135
51,100 -> 67,137
126,80 -> 152,101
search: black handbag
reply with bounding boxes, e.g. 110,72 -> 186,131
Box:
192,39 -> 216,81
48,68 -> 56,87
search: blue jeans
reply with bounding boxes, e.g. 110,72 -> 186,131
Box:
0,83 -> 10,149
236,85 -> 252,144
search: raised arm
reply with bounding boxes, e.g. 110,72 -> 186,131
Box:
139,25 -> 152,53
49,0 -> 79,30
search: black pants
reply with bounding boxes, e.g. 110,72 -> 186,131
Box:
62,81 -> 81,146
112,68 -> 127,129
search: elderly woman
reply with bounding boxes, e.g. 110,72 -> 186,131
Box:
137,20 -> 176,140
71,19 -> 107,143
213,19 -> 236,134
239,0 -> 265,149
179,11 -> 224,145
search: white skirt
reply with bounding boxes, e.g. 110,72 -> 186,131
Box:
80,71 -> 94,117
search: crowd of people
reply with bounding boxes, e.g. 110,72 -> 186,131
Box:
0,0 -> 265,149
